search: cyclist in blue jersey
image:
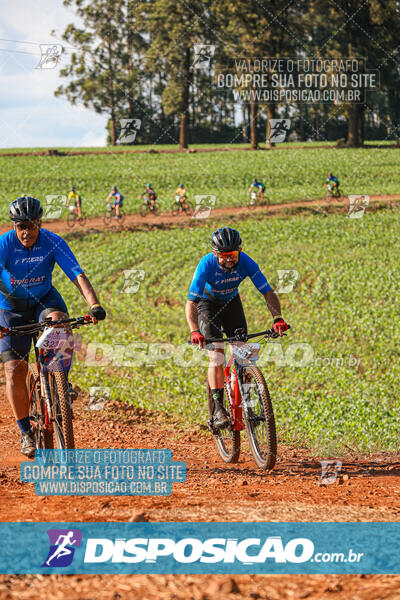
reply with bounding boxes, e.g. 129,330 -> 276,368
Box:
185,226 -> 288,428
106,186 -> 124,219
325,173 -> 341,197
248,178 -> 266,204
1,196 -> 106,457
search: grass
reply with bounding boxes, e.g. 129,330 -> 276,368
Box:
0,144 -> 398,223
48,207 -> 400,454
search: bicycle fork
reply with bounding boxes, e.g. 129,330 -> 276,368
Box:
38,350 -> 54,435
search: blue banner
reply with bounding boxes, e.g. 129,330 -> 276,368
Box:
1,522 -> 400,574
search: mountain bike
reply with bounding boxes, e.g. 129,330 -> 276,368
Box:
67,205 -> 87,228
0,315 -> 95,451
139,196 -> 161,217
205,327 -> 289,470
171,195 -> 193,216
247,190 -> 268,208
326,184 -> 341,198
104,202 -> 125,226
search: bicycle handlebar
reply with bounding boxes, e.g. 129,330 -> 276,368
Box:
205,325 -> 291,344
0,315 -> 94,337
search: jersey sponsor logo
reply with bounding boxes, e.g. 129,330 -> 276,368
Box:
14,256 -> 45,265
211,286 -> 237,294
10,275 -> 46,286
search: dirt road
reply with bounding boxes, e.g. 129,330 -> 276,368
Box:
0,194 -> 398,237
1,382 -> 400,598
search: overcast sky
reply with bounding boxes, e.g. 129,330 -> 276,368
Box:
0,0 -> 107,148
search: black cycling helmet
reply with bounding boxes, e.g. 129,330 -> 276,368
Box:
9,196 -> 43,222
211,227 -> 242,252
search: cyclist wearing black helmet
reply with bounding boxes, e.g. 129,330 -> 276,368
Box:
1,196 -> 106,457
186,226 -> 288,428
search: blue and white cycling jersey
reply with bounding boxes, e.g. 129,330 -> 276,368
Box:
188,252 -> 271,303
111,191 -> 124,205
0,229 -> 83,310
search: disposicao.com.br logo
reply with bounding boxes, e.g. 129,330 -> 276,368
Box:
82,536 -> 361,565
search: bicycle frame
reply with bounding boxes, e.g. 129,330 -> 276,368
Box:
1,315 -> 93,443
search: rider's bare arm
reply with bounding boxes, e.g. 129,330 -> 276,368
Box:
73,273 -> 100,308
263,290 -> 282,319
185,300 -> 200,332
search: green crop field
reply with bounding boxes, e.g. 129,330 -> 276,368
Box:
0,144 -> 398,222
50,207 -> 400,454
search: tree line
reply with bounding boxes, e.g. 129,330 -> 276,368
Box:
56,0 -> 400,148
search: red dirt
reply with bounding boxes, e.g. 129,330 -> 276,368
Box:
1,382 -> 400,598
0,194 -> 398,237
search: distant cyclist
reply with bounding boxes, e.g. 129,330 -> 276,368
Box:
248,178 -> 265,204
106,186 -> 124,219
140,183 -> 157,211
0,196 -> 106,457
325,173 -> 341,197
173,184 -> 188,211
186,227 -> 288,428
67,187 -> 83,220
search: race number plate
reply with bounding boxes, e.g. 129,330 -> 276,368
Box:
36,327 -> 70,350
232,342 -> 260,364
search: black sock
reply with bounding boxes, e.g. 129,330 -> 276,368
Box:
17,416 -> 31,435
211,388 -> 224,409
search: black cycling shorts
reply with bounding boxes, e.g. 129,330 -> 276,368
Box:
0,287 -> 68,363
196,293 -> 247,342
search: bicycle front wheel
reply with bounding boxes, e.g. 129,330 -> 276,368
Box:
207,384 -> 240,463
66,213 -> 76,228
49,371 -> 75,449
184,201 -> 194,216
28,365 -> 53,449
241,365 -> 277,470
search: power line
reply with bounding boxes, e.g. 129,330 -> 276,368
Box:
0,48 -> 40,56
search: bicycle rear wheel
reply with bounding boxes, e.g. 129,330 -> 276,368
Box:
207,384 -> 240,463
27,365 -> 53,449
152,203 -> 161,216
140,203 -> 149,217
241,365 -> 277,470
49,371 -> 75,449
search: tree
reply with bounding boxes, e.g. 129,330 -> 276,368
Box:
55,0 -> 143,145
141,0 -> 214,150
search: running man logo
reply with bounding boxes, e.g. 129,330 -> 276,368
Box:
192,44 -> 215,71
268,119 -> 291,143
319,460 -> 342,485
119,118 -> 142,143
42,529 -> 82,567
275,269 -> 299,294
36,45 -> 63,69
44,195 -> 67,220
192,195 -> 216,219
348,195 -> 370,219
121,269 -> 146,294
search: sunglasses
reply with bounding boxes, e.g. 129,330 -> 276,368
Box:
214,250 -> 239,260
15,221 -> 39,231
